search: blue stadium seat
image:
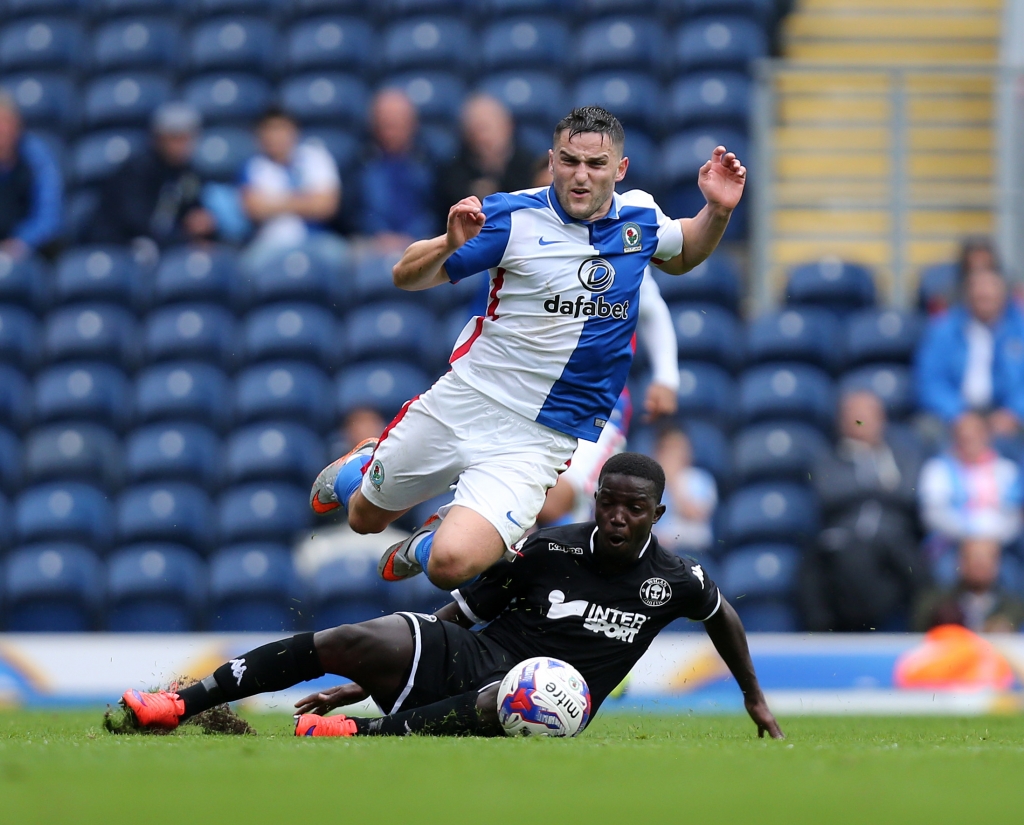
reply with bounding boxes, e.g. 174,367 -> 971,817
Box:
134,362 -> 232,430
839,364 -> 914,421
0,252 -> 48,311
245,245 -> 346,308
0,73 -> 77,132
575,17 -> 660,73
143,304 -> 238,369
24,422 -> 121,489
381,17 -> 472,73
619,130 -> 657,191
667,72 -> 752,131
738,363 -> 835,433
84,72 -> 173,129
721,483 -> 819,547
284,16 -> 375,73
381,71 -> 466,123
290,0 -> 365,17
336,361 -> 432,420
193,126 -> 257,181
90,17 -> 181,73
732,420 -> 830,485
42,303 -> 139,367
106,544 -> 205,631
234,361 -> 335,431
217,482 -> 312,544
844,309 -> 923,369
116,482 -> 214,552
280,72 -> 369,127
574,0 -> 653,15
420,123 -> 458,164
302,128 -> 359,171
662,127 -> 749,187
309,555 -> 388,629
721,544 -> 801,600
479,17 -> 568,72
745,307 -> 843,374
735,601 -> 800,633
0,17 -> 83,72
479,0 -> 562,14
208,543 -> 303,632
65,190 -> 100,247
344,303 -> 437,369
683,0 -> 774,23
0,304 -> 39,371
3,0 -> 82,18
572,72 -> 661,132
917,261 -> 957,314
54,246 -> 143,308
0,365 -> 31,431
785,259 -> 877,316
669,302 -> 743,373
124,422 -> 222,489
351,250 -> 403,305
224,422 -> 325,486
0,427 -> 22,494
478,72 -> 565,128
624,417 -> 733,492
182,73 -> 273,124
186,17 -> 277,75
89,0 -> 183,17
0,490 -> 8,549
674,361 -> 737,429
3,544 -> 103,632
384,0 -> 466,14
33,362 -> 132,431
242,303 -> 339,369
672,17 -> 769,73
14,482 -> 114,549
184,0 -> 280,16
150,245 -> 242,309
71,129 -> 147,186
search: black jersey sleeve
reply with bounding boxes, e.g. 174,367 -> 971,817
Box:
674,556 -> 722,622
450,538 -> 538,624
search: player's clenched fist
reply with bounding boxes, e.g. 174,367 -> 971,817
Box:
446,196 -> 487,251
697,145 -> 746,212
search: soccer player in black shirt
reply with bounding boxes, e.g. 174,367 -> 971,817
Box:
116,453 -> 783,739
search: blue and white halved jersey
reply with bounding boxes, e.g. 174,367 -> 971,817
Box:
444,186 -> 683,440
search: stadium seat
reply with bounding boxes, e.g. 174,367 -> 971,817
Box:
33,362 -> 132,431
83,72 -> 174,129
71,129 -> 148,186
116,482 -> 214,552
478,0 -> 562,14
14,482 -> 115,550
0,251 -> 48,310
619,129 -> 657,191
672,17 -> 769,73
89,0 -> 183,17
380,17 -> 472,73
745,307 -> 843,374
279,72 -> 369,127
839,364 -> 915,421
0,426 -> 22,495
42,303 -> 139,368
234,361 -> 335,431
572,72 -> 661,132
0,303 -> 40,371
721,543 -> 800,602
105,544 -> 205,631
143,303 -> 238,369
302,128 -> 359,172
351,250 -> 404,305
224,422 -> 325,486
624,417 -> 733,493
182,72 -> 273,124
843,309 -> 923,369
242,303 -> 339,369
0,17 -> 83,72
3,0 -> 82,18
479,17 -> 568,72
674,361 -> 737,429
3,544 -> 103,632
420,122 -> 458,163
478,72 -> 565,128
54,246 -> 144,308
732,421 -> 830,485
917,261 -> 958,315
344,303 -> 437,369
381,71 -> 466,123
785,259 -> 877,316
0,491 -> 9,550
289,0 -> 365,17
666,72 -> 752,131
384,0 -> 466,15
309,555 -> 388,629
184,0 -> 279,16
186,17 -> 277,75
575,17 -> 660,74
721,482 -> 819,547
134,362 -> 232,431
124,421 -> 221,490
90,17 -> 181,73
669,302 -> 743,373
734,601 -> 800,633
0,73 -> 77,132
283,16 -> 376,74
208,543 -> 304,632
193,125 -> 257,181
24,422 -> 122,490
217,482 -> 312,545
0,365 -> 31,431
661,128 -> 749,187
245,245 -> 347,308
150,245 -> 242,309
335,361 -> 432,420
738,363 -> 835,433
65,190 -> 101,247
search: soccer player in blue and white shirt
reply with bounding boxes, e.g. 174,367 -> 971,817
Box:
310,106 -> 746,589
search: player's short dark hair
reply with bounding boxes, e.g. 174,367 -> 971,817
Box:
257,104 -> 295,126
599,452 -> 666,502
553,107 -> 625,151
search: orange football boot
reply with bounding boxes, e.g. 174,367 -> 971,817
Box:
378,514 -> 441,581
121,689 -> 185,730
294,714 -> 358,737
309,437 -> 379,515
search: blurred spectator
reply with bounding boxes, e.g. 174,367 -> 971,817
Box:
328,407 -> 386,460
959,235 -> 1001,280
800,390 -> 926,631
356,89 -> 434,248
89,102 -> 217,249
434,94 -> 537,223
651,424 -> 716,553
0,91 -> 63,257
915,267 -> 1024,436
918,411 -> 1022,549
913,537 -> 1024,632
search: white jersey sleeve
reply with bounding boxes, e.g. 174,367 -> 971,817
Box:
638,271 -> 680,391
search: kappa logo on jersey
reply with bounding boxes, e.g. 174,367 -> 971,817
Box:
622,223 -> 642,253
546,590 -> 648,643
548,542 -> 584,555
577,258 -> 616,293
691,565 -> 705,588
229,658 -> 247,686
368,459 -> 385,491
639,577 -> 673,607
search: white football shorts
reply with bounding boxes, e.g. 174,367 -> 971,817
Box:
360,371 -> 578,548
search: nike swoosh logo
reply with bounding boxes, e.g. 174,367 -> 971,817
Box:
506,511 -> 523,527
538,237 -> 566,246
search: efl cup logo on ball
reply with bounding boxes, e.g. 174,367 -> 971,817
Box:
497,657 -> 591,737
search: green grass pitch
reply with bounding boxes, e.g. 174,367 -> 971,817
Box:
2,711 -> 1023,824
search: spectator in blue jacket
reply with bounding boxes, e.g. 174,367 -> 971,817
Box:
0,91 -> 63,257
915,267 -> 1024,436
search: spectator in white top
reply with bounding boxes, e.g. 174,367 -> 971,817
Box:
240,106 -> 346,272
652,424 -> 717,553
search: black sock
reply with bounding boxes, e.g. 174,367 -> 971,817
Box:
177,633 -> 325,720
350,692 -> 499,737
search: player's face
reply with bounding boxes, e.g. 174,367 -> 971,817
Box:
549,132 -> 629,222
593,474 -> 665,562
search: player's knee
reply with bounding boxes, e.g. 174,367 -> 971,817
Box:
475,685 -> 503,736
425,545 -> 476,590
346,498 -> 388,535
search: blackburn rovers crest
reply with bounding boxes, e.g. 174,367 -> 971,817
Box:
369,459 -> 385,490
622,222 -> 642,253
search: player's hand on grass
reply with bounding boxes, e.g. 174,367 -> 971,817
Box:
446,196 -> 486,251
697,146 -> 746,212
745,694 -> 784,740
643,382 -> 678,423
294,683 -> 369,716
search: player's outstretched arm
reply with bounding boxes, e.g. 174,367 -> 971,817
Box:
655,146 -> 746,276
702,597 -> 784,739
392,196 -> 486,291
